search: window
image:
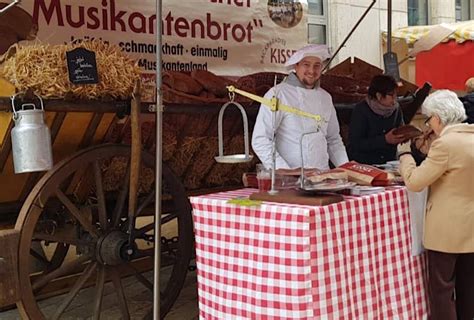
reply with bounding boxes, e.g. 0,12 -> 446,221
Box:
307,0 -> 328,44
408,0 -> 429,26
456,0 -> 472,21
308,24 -> 326,44
308,0 -> 324,15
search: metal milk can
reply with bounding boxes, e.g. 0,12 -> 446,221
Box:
10,94 -> 53,173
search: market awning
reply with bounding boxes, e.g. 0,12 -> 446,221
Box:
415,39 -> 474,90
383,21 -> 474,91
384,20 -> 474,45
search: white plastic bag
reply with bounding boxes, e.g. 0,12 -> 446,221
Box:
407,188 -> 428,256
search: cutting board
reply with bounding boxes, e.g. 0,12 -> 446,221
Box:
249,189 -> 343,206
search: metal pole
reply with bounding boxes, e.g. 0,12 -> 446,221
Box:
0,0 -> 21,15
387,0 -> 392,53
268,76 -> 279,195
153,0 -> 163,318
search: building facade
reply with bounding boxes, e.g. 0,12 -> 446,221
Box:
307,0 -> 473,69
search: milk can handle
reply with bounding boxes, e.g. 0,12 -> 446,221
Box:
11,93 -> 45,118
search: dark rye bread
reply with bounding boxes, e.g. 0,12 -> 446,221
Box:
393,125 -> 422,139
0,3 -> 37,40
162,71 -> 203,95
191,69 -> 235,98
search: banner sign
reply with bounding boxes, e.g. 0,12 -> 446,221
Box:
16,0 -> 308,77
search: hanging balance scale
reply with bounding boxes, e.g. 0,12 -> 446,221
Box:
215,84 -> 325,194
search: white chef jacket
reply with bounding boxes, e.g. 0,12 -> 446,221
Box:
251,80 -> 348,170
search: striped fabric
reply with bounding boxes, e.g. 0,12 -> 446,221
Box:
190,188 -> 429,320
384,21 -> 474,45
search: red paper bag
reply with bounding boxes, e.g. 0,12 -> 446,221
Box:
339,161 -> 391,186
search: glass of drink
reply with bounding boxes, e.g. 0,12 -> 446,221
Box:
256,163 -> 271,192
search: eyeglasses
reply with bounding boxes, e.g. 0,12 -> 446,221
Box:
424,116 -> 432,127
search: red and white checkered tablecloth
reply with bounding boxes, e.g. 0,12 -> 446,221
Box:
190,188 -> 429,320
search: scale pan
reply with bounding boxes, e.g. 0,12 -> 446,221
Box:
215,154 -> 254,164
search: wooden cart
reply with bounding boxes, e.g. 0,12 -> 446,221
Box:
0,87 -> 260,319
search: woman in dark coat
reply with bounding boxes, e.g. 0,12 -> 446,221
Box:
348,74 -> 405,164
460,77 -> 474,124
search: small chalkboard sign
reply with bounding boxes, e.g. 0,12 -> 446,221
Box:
383,52 -> 401,83
66,47 -> 99,84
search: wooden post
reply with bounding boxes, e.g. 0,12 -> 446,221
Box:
0,229 -> 20,307
127,80 -> 141,238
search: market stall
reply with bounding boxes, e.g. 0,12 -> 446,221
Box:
0,0 -> 434,318
190,187 -> 429,319
389,21 -> 474,90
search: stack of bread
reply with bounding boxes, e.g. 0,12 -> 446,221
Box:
306,169 -> 348,184
162,69 -> 257,104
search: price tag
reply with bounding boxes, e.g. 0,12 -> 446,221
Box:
227,197 -> 262,207
66,47 -> 99,84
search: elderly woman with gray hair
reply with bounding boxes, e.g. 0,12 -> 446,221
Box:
397,89 -> 474,320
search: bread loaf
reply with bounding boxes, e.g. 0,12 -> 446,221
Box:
163,71 -> 203,95
306,169 -> 348,184
191,69 -> 234,98
393,125 -> 422,139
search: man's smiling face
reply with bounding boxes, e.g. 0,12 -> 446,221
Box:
294,56 -> 322,89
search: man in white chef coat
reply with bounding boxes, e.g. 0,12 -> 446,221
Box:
252,44 -> 348,170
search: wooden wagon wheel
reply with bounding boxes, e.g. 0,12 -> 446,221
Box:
14,144 -> 194,319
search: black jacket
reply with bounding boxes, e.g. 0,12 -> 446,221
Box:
348,100 -> 404,165
461,93 -> 474,124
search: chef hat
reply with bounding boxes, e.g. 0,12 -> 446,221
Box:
285,44 -> 331,70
